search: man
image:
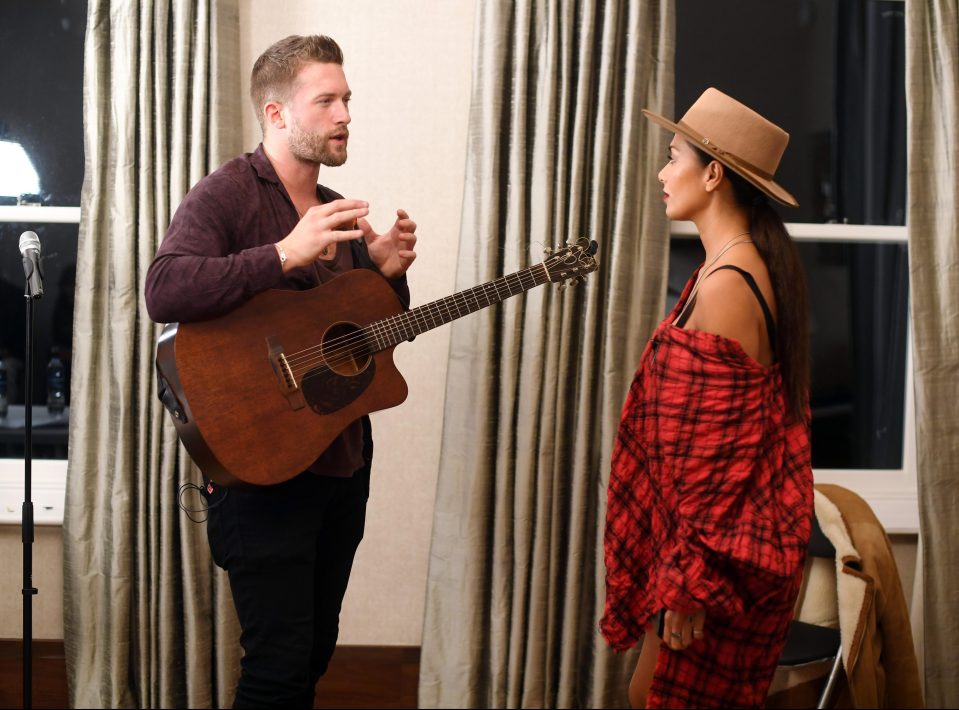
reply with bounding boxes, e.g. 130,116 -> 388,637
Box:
145,35 -> 417,708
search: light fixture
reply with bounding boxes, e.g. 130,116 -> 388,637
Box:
0,139 -> 41,198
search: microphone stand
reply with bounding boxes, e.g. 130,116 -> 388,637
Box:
22,274 -> 40,710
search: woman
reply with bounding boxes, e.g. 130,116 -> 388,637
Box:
602,88 -> 814,708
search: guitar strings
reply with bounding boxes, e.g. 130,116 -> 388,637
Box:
286,255 -> 584,381
284,255 -> 564,366
287,271 -> 546,380
282,249 -> 586,381
286,285 -> 501,381
282,249 -> 576,368
283,265 -> 553,379
284,281 -> 528,373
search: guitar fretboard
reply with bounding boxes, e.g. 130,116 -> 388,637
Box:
365,262 -> 551,351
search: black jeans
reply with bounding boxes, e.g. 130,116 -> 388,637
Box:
206,463 -> 370,709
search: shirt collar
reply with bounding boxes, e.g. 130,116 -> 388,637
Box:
250,143 -> 281,185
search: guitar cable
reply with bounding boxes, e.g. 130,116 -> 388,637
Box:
177,481 -> 229,524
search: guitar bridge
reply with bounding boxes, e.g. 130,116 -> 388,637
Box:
277,353 -> 296,390
267,336 -> 306,410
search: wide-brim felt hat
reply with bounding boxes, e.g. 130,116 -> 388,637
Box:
642,87 -> 799,207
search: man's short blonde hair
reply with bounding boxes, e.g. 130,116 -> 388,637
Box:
250,34 -> 344,133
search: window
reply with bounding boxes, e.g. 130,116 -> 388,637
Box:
0,1 -> 85,522
0,0 -> 86,468
672,0 -> 915,531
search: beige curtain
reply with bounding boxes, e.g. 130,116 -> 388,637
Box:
905,2 -> 959,706
419,1 -> 673,707
63,1 -> 242,707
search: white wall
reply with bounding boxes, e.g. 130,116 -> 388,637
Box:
238,0 -> 476,644
0,524 -> 63,639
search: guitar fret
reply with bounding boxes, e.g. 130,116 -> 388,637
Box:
375,319 -> 387,350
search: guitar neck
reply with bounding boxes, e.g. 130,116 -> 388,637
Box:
365,261 -> 551,351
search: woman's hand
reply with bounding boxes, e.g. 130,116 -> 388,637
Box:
663,608 -> 706,651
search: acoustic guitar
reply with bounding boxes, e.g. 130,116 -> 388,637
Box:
155,239 -> 598,487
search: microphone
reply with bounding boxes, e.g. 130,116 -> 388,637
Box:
19,231 -> 44,299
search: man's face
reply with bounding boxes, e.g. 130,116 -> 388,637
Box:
284,61 -> 351,166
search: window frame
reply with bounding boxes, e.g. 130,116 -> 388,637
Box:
0,204 -> 79,525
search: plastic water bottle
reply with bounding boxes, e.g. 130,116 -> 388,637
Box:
0,355 -> 8,418
46,347 -> 66,415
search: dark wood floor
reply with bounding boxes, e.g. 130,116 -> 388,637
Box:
0,639 -> 419,709
0,640 -> 68,710
315,645 -> 419,709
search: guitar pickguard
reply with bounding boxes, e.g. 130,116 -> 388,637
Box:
293,320 -> 377,415
301,360 -> 376,414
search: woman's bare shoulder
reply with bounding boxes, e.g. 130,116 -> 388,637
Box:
683,267 -> 771,363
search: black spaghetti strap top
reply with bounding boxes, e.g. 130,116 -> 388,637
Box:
675,265 -> 777,351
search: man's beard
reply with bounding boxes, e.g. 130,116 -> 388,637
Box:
288,119 -> 348,167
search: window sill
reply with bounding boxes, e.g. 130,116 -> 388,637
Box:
813,468 -> 919,534
0,205 -> 80,223
0,459 -> 67,526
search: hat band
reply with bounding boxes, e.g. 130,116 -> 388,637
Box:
676,121 -> 775,182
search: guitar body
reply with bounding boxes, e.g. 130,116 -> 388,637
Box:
157,269 -> 408,487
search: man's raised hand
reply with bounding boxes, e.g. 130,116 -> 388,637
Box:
360,208 -> 417,279
276,198 -> 368,270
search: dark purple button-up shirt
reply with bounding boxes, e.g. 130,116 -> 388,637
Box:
145,144 -> 409,477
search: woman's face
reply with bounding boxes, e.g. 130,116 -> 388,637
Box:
657,135 -> 710,221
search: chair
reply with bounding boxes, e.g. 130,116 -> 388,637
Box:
776,513 -> 843,709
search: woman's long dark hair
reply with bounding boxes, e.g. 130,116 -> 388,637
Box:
694,149 -> 810,422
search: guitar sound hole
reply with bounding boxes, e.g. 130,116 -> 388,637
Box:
321,322 -> 371,376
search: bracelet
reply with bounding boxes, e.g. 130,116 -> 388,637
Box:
274,243 -> 287,266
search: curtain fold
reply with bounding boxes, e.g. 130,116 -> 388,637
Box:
905,1 -> 959,706
419,1 -> 673,706
63,1 -> 242,707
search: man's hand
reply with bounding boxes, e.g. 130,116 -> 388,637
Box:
275,198 -> 369,270
359,208 -> 417,279
663,608 -> 706,652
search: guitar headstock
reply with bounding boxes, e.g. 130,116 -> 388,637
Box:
542,238 -> 599,287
